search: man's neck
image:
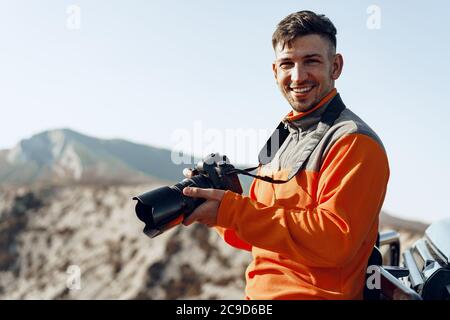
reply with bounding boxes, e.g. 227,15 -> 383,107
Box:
288,88 -> 337,121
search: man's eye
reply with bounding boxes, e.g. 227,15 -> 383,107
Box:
306,59 -> 320,65
280,62 -> 294,69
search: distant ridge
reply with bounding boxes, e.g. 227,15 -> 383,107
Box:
0,128 -> 194,186
380,211 -> 429,233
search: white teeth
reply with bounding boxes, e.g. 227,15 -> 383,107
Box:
292,86 -> 313,93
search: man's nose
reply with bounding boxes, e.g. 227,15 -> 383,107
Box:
290,63 -> 308,83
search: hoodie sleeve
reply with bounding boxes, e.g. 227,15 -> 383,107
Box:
215,133 -> 389,267
213,179 -> 256,252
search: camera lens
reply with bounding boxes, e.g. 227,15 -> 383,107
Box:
133,175 -> 214,238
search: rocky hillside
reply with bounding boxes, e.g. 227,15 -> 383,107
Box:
0,183 -> 251,299
0,183 -> 427,299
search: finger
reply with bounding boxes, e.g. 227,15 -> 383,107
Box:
182,201 -> 214,226
182,211 -> 200,226
182,168 -> 193,178
184,216 -> 212,227
183,187 -> 224,201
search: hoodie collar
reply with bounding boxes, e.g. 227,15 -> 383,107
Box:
282,88 -> 338,133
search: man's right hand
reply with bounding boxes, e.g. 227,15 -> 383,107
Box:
181,167 -> 225,228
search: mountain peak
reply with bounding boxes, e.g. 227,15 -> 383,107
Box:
0,128 -> 190,186
7,128 -> 84,165
31,128 -> 91,142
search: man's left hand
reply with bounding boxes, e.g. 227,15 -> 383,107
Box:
182,187 -> 226,227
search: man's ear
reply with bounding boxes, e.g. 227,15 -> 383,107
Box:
331,53 -> 344,80
272,62 -> 278,82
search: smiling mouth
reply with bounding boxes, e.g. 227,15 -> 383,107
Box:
290,85 -> 315,95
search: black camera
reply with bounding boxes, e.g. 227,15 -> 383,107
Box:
133,153 -> 243,238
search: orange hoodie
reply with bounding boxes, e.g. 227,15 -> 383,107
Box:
215,91 -> 389,300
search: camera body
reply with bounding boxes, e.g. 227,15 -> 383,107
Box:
133,153 -> 242,238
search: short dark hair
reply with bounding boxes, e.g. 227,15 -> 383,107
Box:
272,11 -> 337,52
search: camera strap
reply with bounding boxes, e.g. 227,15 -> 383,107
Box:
231,93 -> 346,184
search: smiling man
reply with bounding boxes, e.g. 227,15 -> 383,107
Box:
182,11 -> 390,300
273,32 -> 343,114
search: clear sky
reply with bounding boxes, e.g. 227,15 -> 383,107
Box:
1,0 -> 449,223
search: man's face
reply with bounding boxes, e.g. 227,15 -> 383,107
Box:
273,34 -> 343,114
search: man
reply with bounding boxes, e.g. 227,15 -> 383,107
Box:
182,11 -> 389,300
